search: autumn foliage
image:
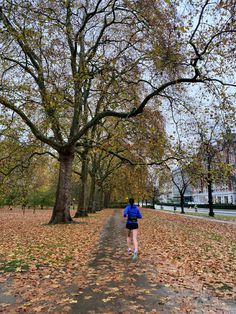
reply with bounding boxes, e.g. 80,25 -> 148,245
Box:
140,210 -> 236,300
0,207 -> 235,313
0,208 -> 113,312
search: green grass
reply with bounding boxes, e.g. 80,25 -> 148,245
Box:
63,255 -> 73,262
218,283 -> 233,291
157,208 -> 236,221
0,259 -> 29,272
184,212 -> 236,221
209,233 -> 223,241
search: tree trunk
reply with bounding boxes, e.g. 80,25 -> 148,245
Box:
49,150 -> 74,224
180,193 -> 185,214
207,160 -> 214,217
74,151 -> 89,217
208,180 -> 214,217
88,156 -> 97,213
152,195 -> 155,209
88,175 -> 96,213
92,184 -> 99,212
97,188 -> 104,211
103,190 -> 111,208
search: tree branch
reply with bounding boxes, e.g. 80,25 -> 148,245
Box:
0,96 -> 62,150
0,150 -> 58,176
69,75 -> 205,145
0,6 -> 40,70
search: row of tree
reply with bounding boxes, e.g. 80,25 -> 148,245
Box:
1,1 -> 236,223
0,108 -> 166,215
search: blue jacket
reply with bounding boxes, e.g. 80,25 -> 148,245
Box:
123,204 -> 142,224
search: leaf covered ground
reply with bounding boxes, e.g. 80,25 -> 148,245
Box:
0,207 -> 235,313
139,210 -> 236,301
0,208 -> 113,313
70,209 -> 236,314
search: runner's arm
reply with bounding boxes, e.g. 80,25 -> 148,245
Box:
137,208 -> 142,219
123,206 -> 128,218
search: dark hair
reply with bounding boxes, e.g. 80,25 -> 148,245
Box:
129,198 -> 134,207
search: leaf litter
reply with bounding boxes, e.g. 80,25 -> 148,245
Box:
0,207 -> 113,313
139,209 -> 236,307
0,207 -> 235,313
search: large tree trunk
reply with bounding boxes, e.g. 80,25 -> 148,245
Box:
49,150 -> 74,224
74,150 -> 89,217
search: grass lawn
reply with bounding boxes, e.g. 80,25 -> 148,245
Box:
182,211 -> 236,221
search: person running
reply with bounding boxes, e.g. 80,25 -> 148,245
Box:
123,198 -> 142,260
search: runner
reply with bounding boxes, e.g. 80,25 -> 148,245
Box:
123,198 -> 142,260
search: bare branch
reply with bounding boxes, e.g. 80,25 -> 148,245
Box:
2,56 -> 38,81
0,96 -> 62,150
0,150 -> 58,176
69,75 -> 205,145
0,6 -> 40,70
190,0 -> 210,42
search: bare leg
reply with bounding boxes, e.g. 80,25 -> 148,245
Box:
132,229 -> 138,252
127,229 -> 132,250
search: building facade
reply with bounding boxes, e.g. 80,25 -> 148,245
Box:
168,133 -> 236,205
193,135 -> 236,204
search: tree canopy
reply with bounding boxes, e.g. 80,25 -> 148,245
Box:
1,0 -> 236,222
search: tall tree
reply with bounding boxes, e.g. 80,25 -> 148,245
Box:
0,0 -> 236,223
167,162 -> 192,214
193,125 -> 234,216
168,91 -> 235,216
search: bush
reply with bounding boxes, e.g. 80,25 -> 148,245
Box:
27,189 -> 55,207
0,190 -> 19,207
0,188 -> 56,208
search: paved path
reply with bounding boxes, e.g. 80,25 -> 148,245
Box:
154,205 -> 236,217
70,209 -> 235,314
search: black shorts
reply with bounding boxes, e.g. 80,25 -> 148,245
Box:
126,222 -> 139,230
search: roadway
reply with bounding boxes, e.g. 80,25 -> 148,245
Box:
154,205 -> 236,217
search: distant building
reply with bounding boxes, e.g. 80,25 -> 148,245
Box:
159,190 -> 173,203
193,133 -> 236,204
166,132 -> 236,205
171,167 -> 194,203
